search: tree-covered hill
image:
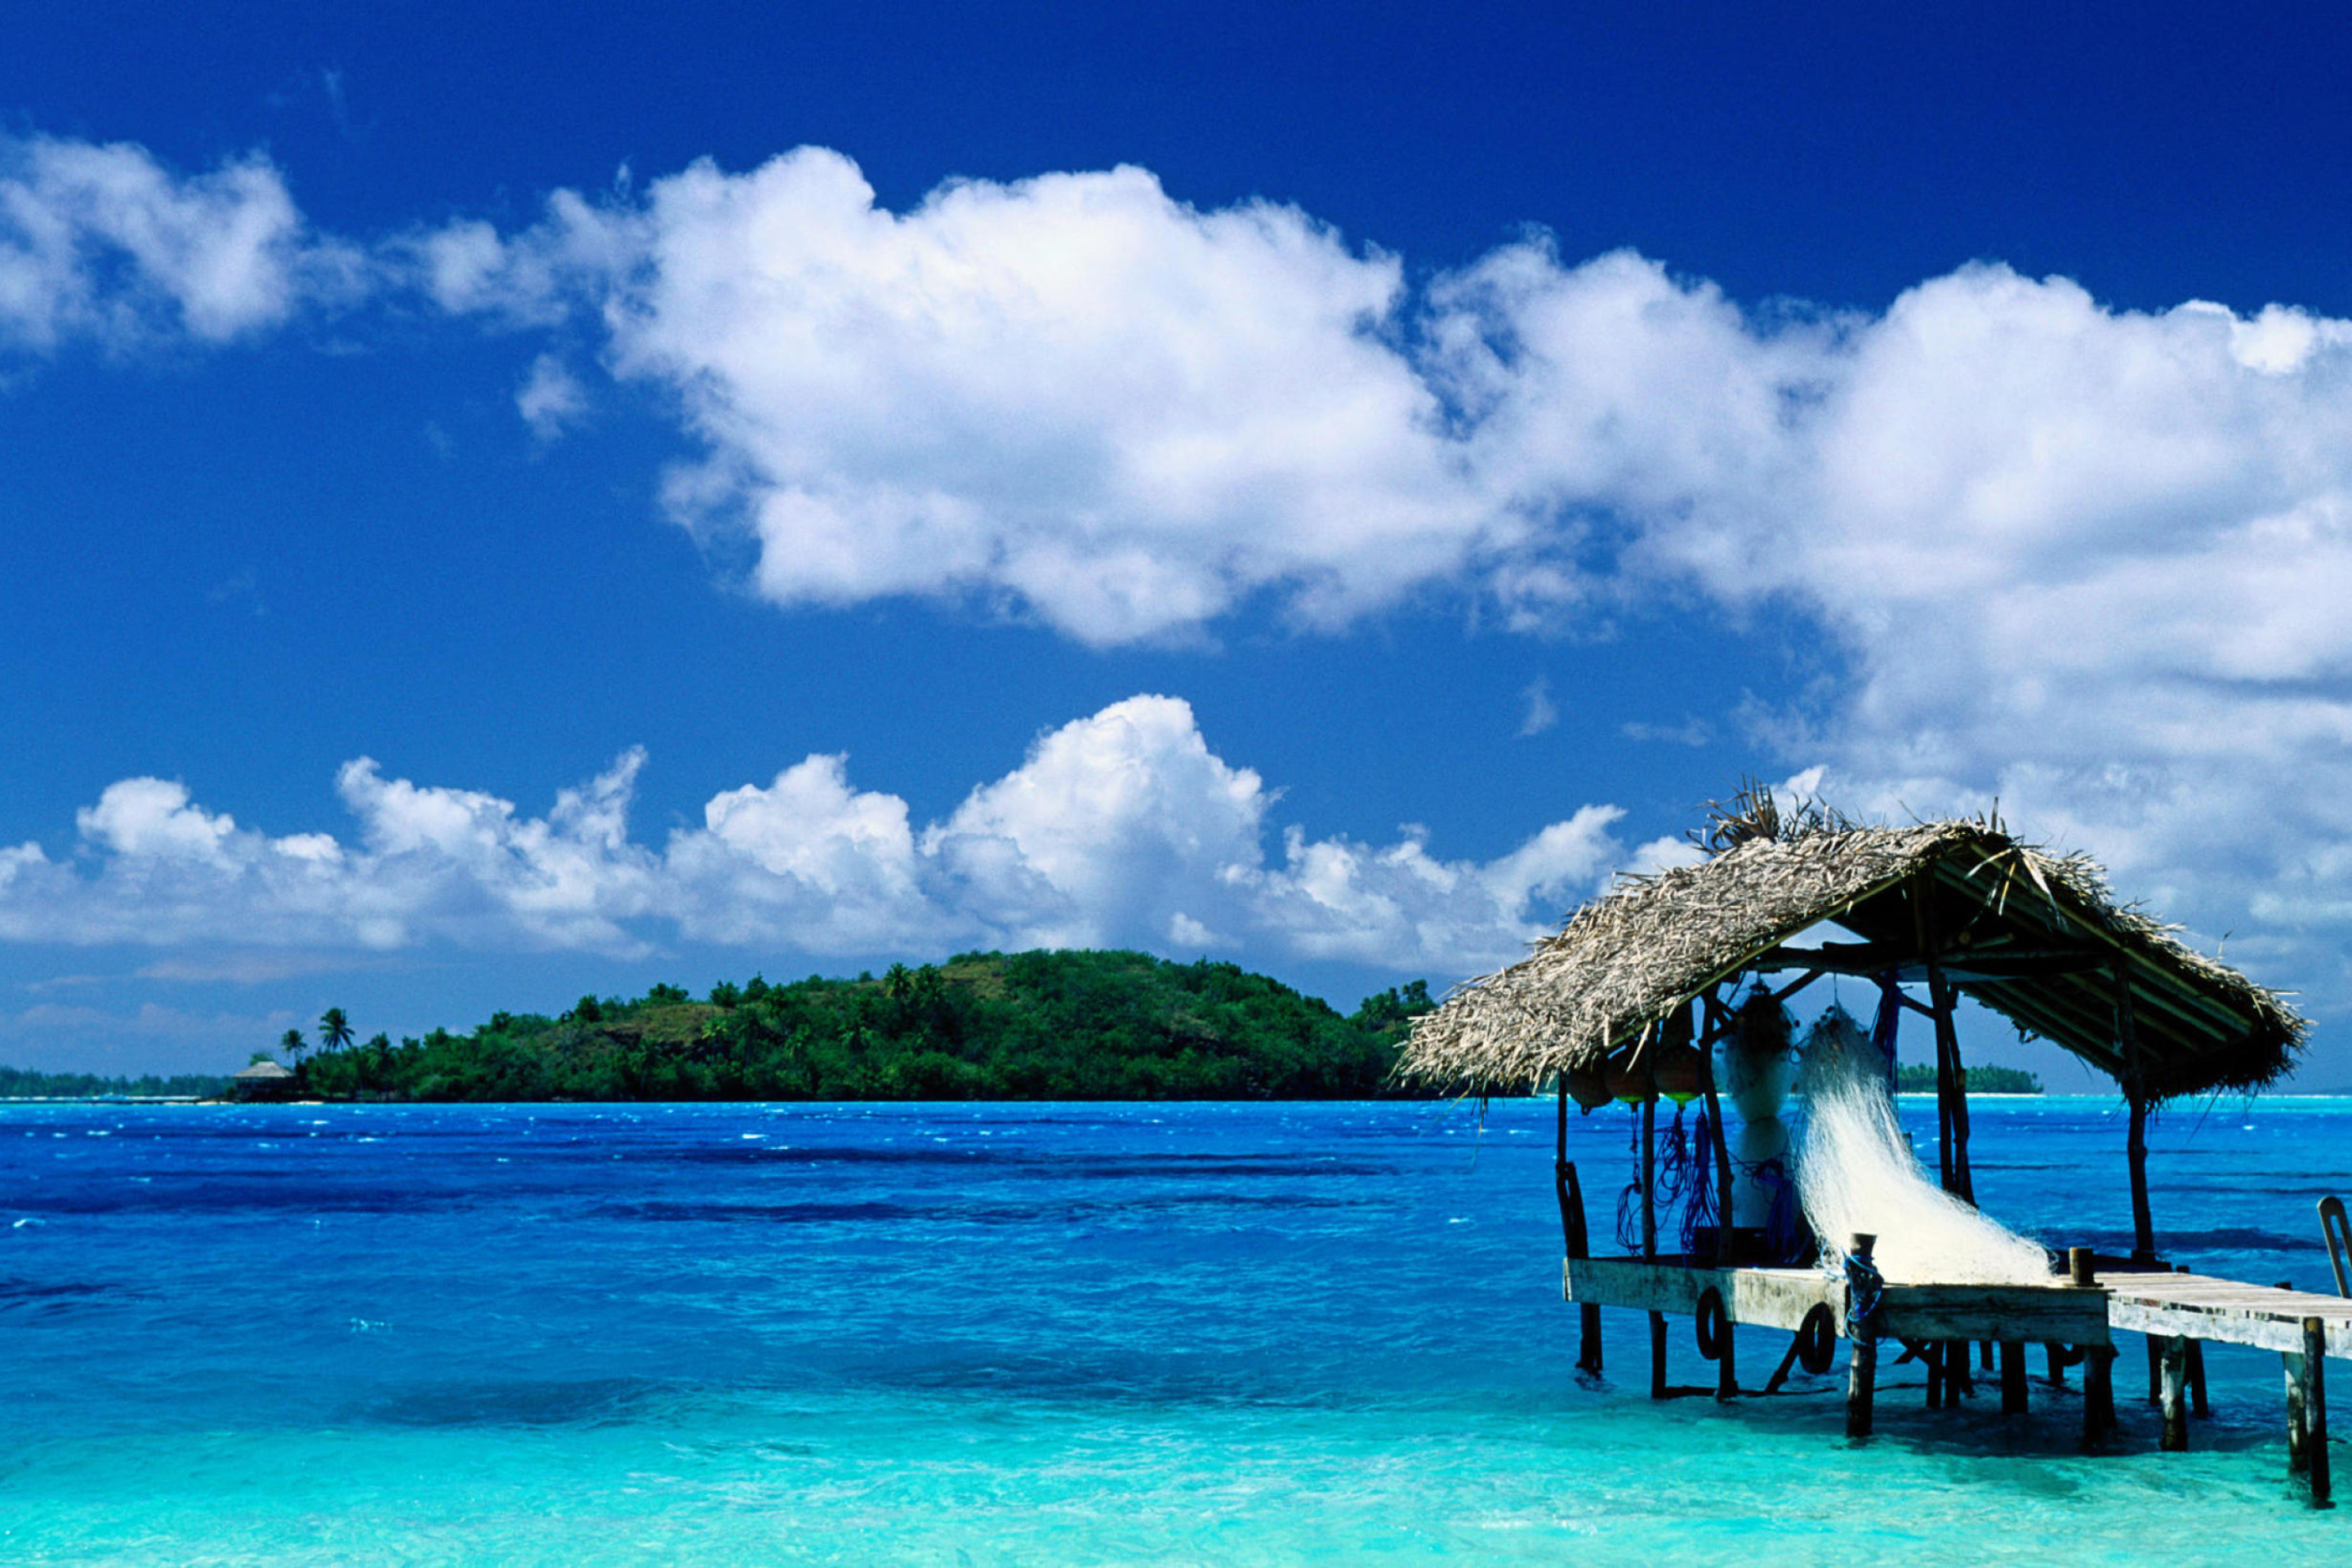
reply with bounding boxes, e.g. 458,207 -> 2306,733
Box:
292,951 -> 1441,1102
1895,1062 -> 2043,1094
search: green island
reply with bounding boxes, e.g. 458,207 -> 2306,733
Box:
1896,1062 -> 2043,1094
270,950 -> 1440,1102
0,956 -> 2057,1102
0,1067 -> 230,1099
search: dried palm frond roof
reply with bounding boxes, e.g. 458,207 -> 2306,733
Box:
1398,786 -> 2305,1101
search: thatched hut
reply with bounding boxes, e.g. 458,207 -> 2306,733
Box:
1406,786 -> 2344,1488
1399,786 -> 2305,1262
231,1059 -> 296,1102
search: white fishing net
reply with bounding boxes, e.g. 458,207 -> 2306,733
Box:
1793,1022 -> 2055,1285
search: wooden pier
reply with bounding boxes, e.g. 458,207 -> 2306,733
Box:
1398,788 -> 2335,1509
1566,1250 -> 2343,1503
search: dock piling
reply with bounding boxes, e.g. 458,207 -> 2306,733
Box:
2288,1316 -> 2332,1508
2000,1342 -> 2028,1414
2159,1335 -> 2189,1451
1946,1339 -> 1974,1400
1554,1086 -> 1602,1378
1845,1232 -> 1881,1440
2170,1268 -> 2210,1417
2082,1344 -> 2117,1449
2287,1349 -> 2308,1472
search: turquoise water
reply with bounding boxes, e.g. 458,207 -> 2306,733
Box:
0,1096 -> 2345,1564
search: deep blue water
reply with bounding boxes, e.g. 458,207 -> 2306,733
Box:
0,1096 -> 2346,1564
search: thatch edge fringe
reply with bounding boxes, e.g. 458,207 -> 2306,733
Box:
1396,811 -> 2305,1100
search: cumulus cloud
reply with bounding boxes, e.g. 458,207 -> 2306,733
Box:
0,697 -> 1625,973
430,150 -> 1495,644
0,133 -> 358,354
13,128 -> 2352,1004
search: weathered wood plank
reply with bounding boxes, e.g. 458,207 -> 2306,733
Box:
1565,1258 -> 1837,1334
2108,1273 -> 2352,1358
1563,1258 -> 2109,1344
1879,1284 -> 2109,1345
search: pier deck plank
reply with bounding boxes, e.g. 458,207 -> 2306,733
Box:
1565,1259 -> 2352,1356
2105,1272 -> 2352,1358
1563,1257 -> 2110,1344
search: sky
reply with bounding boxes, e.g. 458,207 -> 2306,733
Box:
7,2 -> 2352,1086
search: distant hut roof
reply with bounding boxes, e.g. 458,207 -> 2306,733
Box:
1399,792 -> 2305,1102
234,1061 -> 294,1081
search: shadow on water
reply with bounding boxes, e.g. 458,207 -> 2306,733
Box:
0,1276 -> 130,1318
359,1375 -> 678,1429
588,1192 -> 1360,1225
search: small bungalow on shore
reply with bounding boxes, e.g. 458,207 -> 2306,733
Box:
231,1059 -> 296,1102
1397,786 -> 2345,1504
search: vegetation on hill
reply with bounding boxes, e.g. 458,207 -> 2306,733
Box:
0,1067 -> 228,1099
283,951 -> 1441,1102
1897,1062 -> 2042,1094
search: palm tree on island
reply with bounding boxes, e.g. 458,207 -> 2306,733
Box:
319,1007 -> 354,1054
280,1027 -> 307,1067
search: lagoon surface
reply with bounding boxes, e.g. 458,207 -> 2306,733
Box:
2,1096 -> 2348,1564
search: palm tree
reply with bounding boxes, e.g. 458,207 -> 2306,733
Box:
319,1007 -> 354,1054
280,1027 -> 308,1066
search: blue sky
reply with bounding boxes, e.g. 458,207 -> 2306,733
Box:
7,3 -> 2352,1085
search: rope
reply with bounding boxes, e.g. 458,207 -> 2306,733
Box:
1678,1105 -> 1722,1255
1842,1248 -> 1885,1328
1871,973 -> 1903,1093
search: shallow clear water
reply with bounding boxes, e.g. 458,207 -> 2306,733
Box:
0,1096 -> 2345,1564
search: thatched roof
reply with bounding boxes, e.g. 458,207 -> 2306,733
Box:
233,1061 -> 294,1081
1399,794 -> 2305,1101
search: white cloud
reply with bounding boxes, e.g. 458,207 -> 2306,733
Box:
0,133 -> 356,354
0,697 -> 1624,976
436,150 -> 1494,644
10,129 -> 2352,1011
516,352 -> 588,439
1517,675 -> 1558,737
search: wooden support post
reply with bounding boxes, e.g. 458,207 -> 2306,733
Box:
1556,1084 -> 1602,1376
1913,869 -> 1973,1205
2287,1348 -> 2310,1472
2001,1342 -> 2028,1415
2147,1334 -> 2163,1404
2083,1345 -> 2116,1449
2114,962 -> 2156,1265
1846,1232 -> 1880,1440
1930,973 -> 1974,1205
2045,1342 -> 2068,1388
2168,1266 -> 2209,1417
2296,1316 -> 2331,1507
2160,1335 -> 2189,1452
1639,1069 -> 1658,1260
1694,998 -> 1735,1267
2127,1095 -> 2154,1264
1925,1339 -> 1944,1410
1642,1072 -> 1664,1400
1947,1338 -> 1974,1400
1681,1000 -> 1737,1400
